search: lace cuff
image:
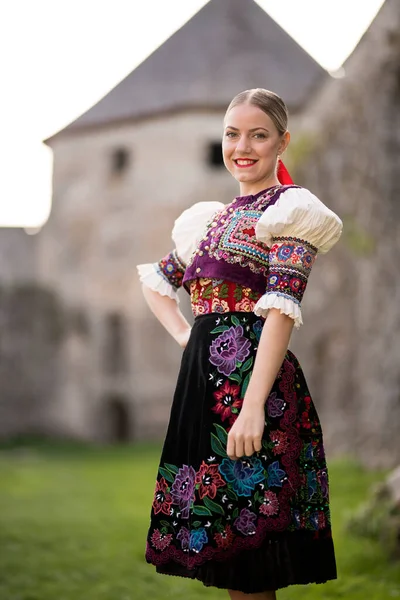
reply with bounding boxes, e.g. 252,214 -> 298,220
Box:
137,263 -> 180,303
253,293 -> 303,329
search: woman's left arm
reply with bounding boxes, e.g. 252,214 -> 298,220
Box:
226,309 -> 294,460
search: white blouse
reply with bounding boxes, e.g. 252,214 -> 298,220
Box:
137,187 -> 343,325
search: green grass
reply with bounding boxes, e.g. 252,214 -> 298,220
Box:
0,440 -> 399,600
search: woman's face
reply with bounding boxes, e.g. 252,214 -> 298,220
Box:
222,103 -> 289,195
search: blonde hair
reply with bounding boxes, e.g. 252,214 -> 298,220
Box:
226,88 -> 288,136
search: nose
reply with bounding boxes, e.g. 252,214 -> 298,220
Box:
235,136 -> 251,154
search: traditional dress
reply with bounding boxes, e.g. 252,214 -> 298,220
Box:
137,183 -> 343,593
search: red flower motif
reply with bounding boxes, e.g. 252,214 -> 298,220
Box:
150,529 -> 173,551
270,430 -> 289,455
195,461 -> 226,499
152,477 -> 173,515
214,524 -> 235,549
212,380 -> 243,426
259,490 -> 279,516
301,410 -> 312,429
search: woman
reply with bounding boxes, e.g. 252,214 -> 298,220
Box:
137,88 -> 343,599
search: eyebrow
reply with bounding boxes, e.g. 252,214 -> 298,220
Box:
225,126 -> 270,133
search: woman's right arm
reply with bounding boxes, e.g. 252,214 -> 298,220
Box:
141,284 -> 191,349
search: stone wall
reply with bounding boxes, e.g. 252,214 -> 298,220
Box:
287,0 -> 400,467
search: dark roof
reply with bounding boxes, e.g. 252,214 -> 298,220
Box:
50,0 -> 326,139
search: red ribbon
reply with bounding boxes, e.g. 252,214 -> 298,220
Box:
277,159 -> 293,184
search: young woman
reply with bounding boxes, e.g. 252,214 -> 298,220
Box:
137,88 -> 343,599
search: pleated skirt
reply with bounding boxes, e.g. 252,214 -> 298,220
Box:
145,311 -> 337,593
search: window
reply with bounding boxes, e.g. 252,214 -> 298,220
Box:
111,147 -> 130,174
106,395 -> 131,442
208,142 -> 224,168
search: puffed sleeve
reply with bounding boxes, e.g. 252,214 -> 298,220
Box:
136,201 -> 224,302
253,187 -> 343,327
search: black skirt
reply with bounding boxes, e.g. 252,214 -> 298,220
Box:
145,312 -> 337,593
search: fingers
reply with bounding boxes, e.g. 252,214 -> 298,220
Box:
244,438 -> 254,458
227,434 -> 261,460
253,436 -> 262,453
227,434 -> 236,461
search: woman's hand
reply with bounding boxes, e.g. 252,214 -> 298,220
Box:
227,404 -> 265,460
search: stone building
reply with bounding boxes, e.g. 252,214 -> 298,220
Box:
1,0 -> 398,467
32,0 -> 324,443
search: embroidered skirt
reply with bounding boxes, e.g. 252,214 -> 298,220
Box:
145,311 -> 337,593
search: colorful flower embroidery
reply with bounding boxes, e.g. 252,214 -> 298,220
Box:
259,490 -> 279,516
209,325 -> 251,376
152,477 -> 173,515
267,236 -> 317,305
177,526 -> 190,550
170,465 -> 196,519
212,380 -> 243,426
195,462 -> 226,499
157,249 -> 186,290
146,314 -> 333,572
151,529 -> 173,550
234,296 -> 254,312
267,392 -> 286,418
234,508 -> 257,535
190,528 -> 208,553
189,279 -> 262,317
219,457 -> 264,497
214,524 -> 235,549
270,430 -> 289,455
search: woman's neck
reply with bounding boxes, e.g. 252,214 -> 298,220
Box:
238,177 -> 280,197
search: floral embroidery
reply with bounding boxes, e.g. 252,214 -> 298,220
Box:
214,524 -> 235,549
190,528 -> 209,553
234,508 -> 257,535
170,465 -> 196,519
270,430 -> 289,455
195,462 -> 226,499
267,392 -> 286,418
189,278 -> 261,317
151,529 -> 173,550
267,236 -> 318,304
157,249 -> 186,290
219,457 -> 264,497
152,477 -> 173,515
212,380 -> 243,427
146,313 -> 333,572
209,325 -> 251,376
177,526 -> 190,550
259,491 -> 279,516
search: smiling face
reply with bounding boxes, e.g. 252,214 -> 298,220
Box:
222,103 -> 290,196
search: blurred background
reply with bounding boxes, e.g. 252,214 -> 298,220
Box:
1,1 -> 399,599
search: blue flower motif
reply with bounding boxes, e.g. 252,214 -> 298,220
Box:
267,461 -> 286,488
219,457 -> 264,497
268,274 -> 279,286
252,320 -> 263,342
277,244 -> 295,262
189,528 -> 208,552
165,262 -> 176,274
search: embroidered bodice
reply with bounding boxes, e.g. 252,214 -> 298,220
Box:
137,185 -> 343,328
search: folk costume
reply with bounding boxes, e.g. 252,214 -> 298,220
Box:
137,169 -> 343,593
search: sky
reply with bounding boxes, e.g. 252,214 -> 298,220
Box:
0,0 -> 385,228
